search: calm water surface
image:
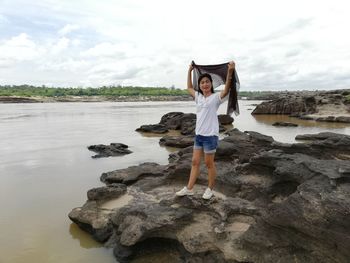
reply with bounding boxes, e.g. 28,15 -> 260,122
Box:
0,100 -> 349,263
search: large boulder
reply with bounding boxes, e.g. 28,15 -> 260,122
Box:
136,111 -> 233,136
252,95 -> 317,115
159,112 -> 185,129
251,90 -> 350,123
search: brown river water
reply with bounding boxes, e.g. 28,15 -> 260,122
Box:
0,100 -> 349,263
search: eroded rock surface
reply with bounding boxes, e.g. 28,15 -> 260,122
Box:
69,130 -> 350,263
87,143 -> 132,158
252,89 -> 350,123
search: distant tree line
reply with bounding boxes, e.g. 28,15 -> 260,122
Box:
0,84 -> 284,99
345,95 -> 350,103
0,85 -> 188,97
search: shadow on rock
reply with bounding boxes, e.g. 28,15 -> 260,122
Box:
70,130 -> 350,263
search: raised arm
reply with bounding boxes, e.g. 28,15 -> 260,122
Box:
187,64 -> 195,99
220,61 -> 235,99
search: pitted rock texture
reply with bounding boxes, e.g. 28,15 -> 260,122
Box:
69,130 -> 350,263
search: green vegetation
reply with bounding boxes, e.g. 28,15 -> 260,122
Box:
0,85 -> 285,100
345,95 -> 350,103
0,85 -> 188,97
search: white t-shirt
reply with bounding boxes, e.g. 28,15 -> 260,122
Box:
195,92 -> 225,136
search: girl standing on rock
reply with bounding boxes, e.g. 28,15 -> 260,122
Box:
176,61 -> 235,199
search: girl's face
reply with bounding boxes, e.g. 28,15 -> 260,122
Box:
199,77 -> 212,94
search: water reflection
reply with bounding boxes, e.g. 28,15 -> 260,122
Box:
69,224 -> 103,249
130,252 -> 182,263
252,114 -> 350,128
137,129 -> 182,138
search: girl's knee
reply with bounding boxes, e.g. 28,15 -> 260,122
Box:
205,159 -> 215,169
192,158 -> 201,167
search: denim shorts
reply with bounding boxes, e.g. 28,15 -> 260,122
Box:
193,135 -> 219,154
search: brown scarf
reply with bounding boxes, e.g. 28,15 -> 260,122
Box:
192,61 -> 240,116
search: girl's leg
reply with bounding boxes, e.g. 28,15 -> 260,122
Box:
204,153 -> 216,189
187,149 -> 203,190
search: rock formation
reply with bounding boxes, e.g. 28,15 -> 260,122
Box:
87,143 -> 132,158
272,122 -> 298,127
252,89 -> 350,123
70,130 -> 350,262
136,112 -> 233,135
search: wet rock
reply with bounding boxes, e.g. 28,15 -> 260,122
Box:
316,116 -> 336,122
135,124 -> 168,133
272,121 -> 298,127
87,143 -> 132,158
298,115 -> 315,120
68,201 -> 114,243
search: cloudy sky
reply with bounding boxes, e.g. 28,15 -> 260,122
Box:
1,0 -> 350,91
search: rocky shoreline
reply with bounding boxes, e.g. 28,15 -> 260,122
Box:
252,89 -> 350,123
69,111 -> 350,262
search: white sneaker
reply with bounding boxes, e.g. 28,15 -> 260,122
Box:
176,186 -> 194,196
202,187 -> 214,200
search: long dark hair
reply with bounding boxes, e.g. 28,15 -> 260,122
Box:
198,73 -> 214,95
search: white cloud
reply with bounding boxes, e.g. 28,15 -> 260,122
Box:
0,33 -> 45,66
58,24 -> 80,36
81,42 -> 129,58
51,37 -> 70,54
72,39 -> 80,46
86,61 -> 144,80
40,58 -> 89,71
1,0 -> 350,90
